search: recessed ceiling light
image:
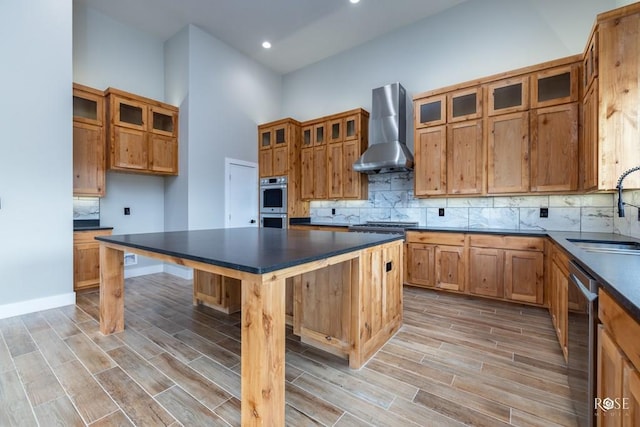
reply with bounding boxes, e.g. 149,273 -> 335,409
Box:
350,0 -> 360,4
262,41 -> 271,49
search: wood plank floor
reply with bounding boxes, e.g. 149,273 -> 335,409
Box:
0,273 -> 579,426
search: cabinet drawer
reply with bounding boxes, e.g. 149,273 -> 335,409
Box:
469,234 -> 544,251
73,229 -> 113,244
405,231 -> 465,245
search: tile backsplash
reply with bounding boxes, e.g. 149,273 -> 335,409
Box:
310,171 -> 640,239
73,197 -> 100,220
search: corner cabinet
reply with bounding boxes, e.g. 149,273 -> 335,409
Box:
73,229 -> 113,291
105,88 -> 179,176
73,84 -> 106,196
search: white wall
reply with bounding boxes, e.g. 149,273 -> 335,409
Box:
282,0 -> 617,128
73,3 -> 167,273
0,0 -> 74,316
165,25 -> 282,231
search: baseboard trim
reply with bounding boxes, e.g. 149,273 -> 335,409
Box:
163,264 -> 193,280
0,292 -> 76,320
124,264 -> 164,279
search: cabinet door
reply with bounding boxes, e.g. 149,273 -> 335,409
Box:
530,103 -> 579,192
551,258 -> 568,360
487,76 -> 529,116
435,245 -> 465,292
405,243 -> 435,288
73,122 -> 105,196
624,361 -> 640,427
504,249 -> 543,304
328,143 -> 343,199
313,145 -> 328,199
272,145 -> 288,176
582,82 -> 599,191
447,120 -> 483,195
344,114 -> 359,141
328,118 -> 343,143
111,127 -> 147,171
314,123 -> 326,146
150,106 -> 178,137
149,134 -> 178,175
300,148 -> 314,200
259,127 -> 272,150
448,87 -> 482,122
73,88 -> 104,126
259,149 -> 273,178
414,126 -> 447,196
415,95 -> 446,128
468,247 -> 504,298
531,64 -> 579,109
487,112 -> 530,194
302,125 -> 313,149
112,96 -> 147,131
598,326 -> 625,426
583,30 -> 599,92
342,140 -> 361,199
74,242 -> 101,290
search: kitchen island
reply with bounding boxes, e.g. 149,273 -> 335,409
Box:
96,227 -> 404,426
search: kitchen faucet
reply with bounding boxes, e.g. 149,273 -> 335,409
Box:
616,165 -> 640,217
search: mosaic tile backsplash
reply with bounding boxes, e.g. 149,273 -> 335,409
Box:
310,171 -> 640,239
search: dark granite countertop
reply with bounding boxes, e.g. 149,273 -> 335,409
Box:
74,226 -> 114,231
292,222 -> 351,228
406,226 -> 547,237
96,227 -> 402,274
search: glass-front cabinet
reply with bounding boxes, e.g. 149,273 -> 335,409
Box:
448,87 -> 482,122
414,94 -> 446,128
531,64 -> 579,109
486,76 -> 529,116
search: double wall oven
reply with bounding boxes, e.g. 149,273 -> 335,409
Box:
259,176 -> 287,228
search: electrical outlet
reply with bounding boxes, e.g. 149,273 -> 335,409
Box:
331,208 -> 336,215
637,209 -> 640,222
124,207 -> 130,215
540,208 -> 549,218
438,208 -> 445,217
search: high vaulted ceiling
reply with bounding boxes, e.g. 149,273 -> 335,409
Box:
77,0 -> 468,74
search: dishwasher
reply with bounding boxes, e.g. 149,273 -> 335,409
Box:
567,260 -> 599,427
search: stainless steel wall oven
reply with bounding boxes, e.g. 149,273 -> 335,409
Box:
259,176 -> 287,214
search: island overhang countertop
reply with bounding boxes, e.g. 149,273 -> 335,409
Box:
95,227 -> 404,426
95,227 -> 404,273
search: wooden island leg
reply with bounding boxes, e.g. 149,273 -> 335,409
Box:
241,276 -> 286,426
99,244 -> 125,335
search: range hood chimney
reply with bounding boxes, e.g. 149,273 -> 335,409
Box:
353,82 -> 414,174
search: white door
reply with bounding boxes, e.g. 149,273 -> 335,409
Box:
225,158 -> 258,228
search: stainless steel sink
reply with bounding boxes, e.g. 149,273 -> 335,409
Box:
568,239 -> 640,255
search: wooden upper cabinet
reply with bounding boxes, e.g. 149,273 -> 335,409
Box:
106,88 -> 179,176
448,87 -> 482,122
414,126 -> 447,196
300,147 -> 314,200
328,142 -> 344,199
343,114 -> 360,141
487,76 -> 529,116
414,95 -> 446,128
530,103 -> 579,192
73,84 -> 105,197
112,95 -> 147,131
302,125 -> 312,149
259,149 -> 273,178
531,64 -> 580,109
313,145 -> 328,199
447,120 -> 483,195
260,127 -> 272,150
327,117 -> 343,143
487,112 -> 530,194
273,124 -> 288,147
583,29 -> 599,92
314,123 -> 326,145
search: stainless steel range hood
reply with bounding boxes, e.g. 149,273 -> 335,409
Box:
353,82 -> 414,174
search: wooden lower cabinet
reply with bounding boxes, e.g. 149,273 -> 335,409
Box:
468,235 -> 544,304
405,232 -> 465,292
598,288 -> 640,426
73,229 -> 113,291
193,270 -> 241,314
